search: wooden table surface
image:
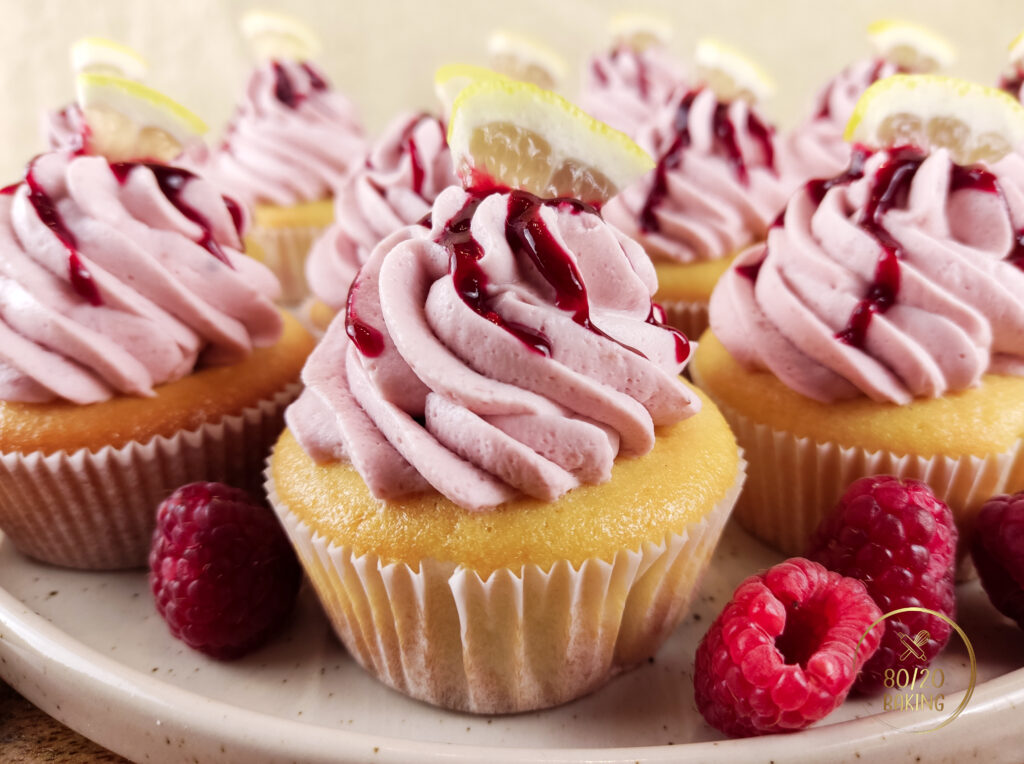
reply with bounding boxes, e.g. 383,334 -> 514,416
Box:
0,678 -> 127,763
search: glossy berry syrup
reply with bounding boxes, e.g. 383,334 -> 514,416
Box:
999,66 -> 1024,99
24,159 -> 103,306
110,163 -> 234,268
398,114 -> 431,198
640,91 -> 775,233
430,189 -> 690,363
272,62 -> 304,108
344,283 -> 385,358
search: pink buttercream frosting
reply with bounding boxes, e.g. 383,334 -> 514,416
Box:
0,151 -> 282,405
287,185 -> 700,510
305,112 -> 457,310
580,45 -> 688,139
204,60 -> 365,207
709,146 -> 1024,405
778,58 -> 901,184
42,104 -> 88,154
604,87 -> 797,264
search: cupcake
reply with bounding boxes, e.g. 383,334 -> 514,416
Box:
579,13 -> 688,139
43,37 -> 148,154
304,111 -> 457,332
267,79 -> 744,713
0,81 -> 315,570
603,41 -> 792,339
779,20 -> 955,183
691,75 -> 1024,559
204,11 -> 366,304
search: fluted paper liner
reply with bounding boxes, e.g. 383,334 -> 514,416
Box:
709,399 -> 1024,560
0,383 -> 301,570
266,457 -> 745,714
660,299 -> 709,342
246,223 -> 328,305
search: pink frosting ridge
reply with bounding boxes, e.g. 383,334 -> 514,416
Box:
287,185 -> 700,510
0,151 -> 282,405
709,145 -> 1024,405
580,45 -> 688,139
204,60 -> 366,208
604,87 -> 798,264
305,112 -> 457,311
778,58 -> 901,184
42,104 -> 88,154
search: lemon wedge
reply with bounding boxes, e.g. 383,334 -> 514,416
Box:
447,78 -> 653,205
694,38 -> 774,102
867,19 -> 955,73
845,74 -> 1024,164
434,64 -> 510,119
70,37 -> 147,79
487,30 -> 567,90
76,73 -> 208,163
241,9 -> 320,61
607,11 -> 672,51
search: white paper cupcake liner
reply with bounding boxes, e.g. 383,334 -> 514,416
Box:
710,400 -> 1024,561
247,224 -> 328,305
660,299 -> 709,342
266,454 -> 745,714
0,383 -> 301,570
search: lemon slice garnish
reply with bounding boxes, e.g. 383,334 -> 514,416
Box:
1008,29 -> 1024,69
447,78 -> 653,205
867,19 -> 955,73
845,74 -> 1024,164
241,9 -> 320,61
694,38 -> 774,103
434,64 -> 510,119
76,73 -> 208,162
70,37 -> 147,79
487,30 -> 567,90
607,12 -> 672,51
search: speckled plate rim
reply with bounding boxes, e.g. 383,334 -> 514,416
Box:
1,565 -> 1024,763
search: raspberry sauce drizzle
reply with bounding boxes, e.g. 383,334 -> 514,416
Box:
829,146 -> 1001,347
110,163 -> 234,267
1010,231 -> 1024,271
640,91 -> 775,233
345,283 -> 385,358
24,161 -> 103,305
398,114 -> 431,198
300,62 -> 328,91
999,66 -> 1024,98
272,62 -> 302,108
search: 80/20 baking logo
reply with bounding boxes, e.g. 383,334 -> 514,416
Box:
856,607 -> 977,732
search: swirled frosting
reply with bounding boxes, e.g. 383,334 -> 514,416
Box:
287,185 -> 700,510
204,60 -> 366,207
604,87 -> 796,264
43,105 -> 88,154
710,146 -> 1024,405
0,151 -> 282,404
305,112 -> 457,310
779,59 -> 902,185
580,45 -> 688,139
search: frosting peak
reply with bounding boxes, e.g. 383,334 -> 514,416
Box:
305,112 -> 457,310
288,186 -> 700,510
0,152 -> 281,404
205,60 -> 365,207
710,146 -> 1024,404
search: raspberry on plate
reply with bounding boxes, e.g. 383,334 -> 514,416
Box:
693,557 -> 882,738
807,475 -> 957,693
149,482 -> 302,660
972,491 -> 1024,631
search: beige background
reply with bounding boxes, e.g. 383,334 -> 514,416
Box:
0,0 -> 1021,180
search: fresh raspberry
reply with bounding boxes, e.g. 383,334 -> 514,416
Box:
149,482 -> 301,660
807,475 -> 957,694
693,558 -> 882,738
972,491 -> 1024,631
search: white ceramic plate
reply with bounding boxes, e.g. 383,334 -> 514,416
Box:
0,521 -> 1022,763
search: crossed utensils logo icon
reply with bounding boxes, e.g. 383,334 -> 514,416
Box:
897,629 -> 930,662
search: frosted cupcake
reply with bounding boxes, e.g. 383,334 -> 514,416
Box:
304,111 -> 457,331
267,79 -> 744,713
692,76 -> 1024,558
604,40 -> 793,339
780,20 -> 955,183
0,80 -> 314,569
204,11 -> 366,303
580,13 -> 688,139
